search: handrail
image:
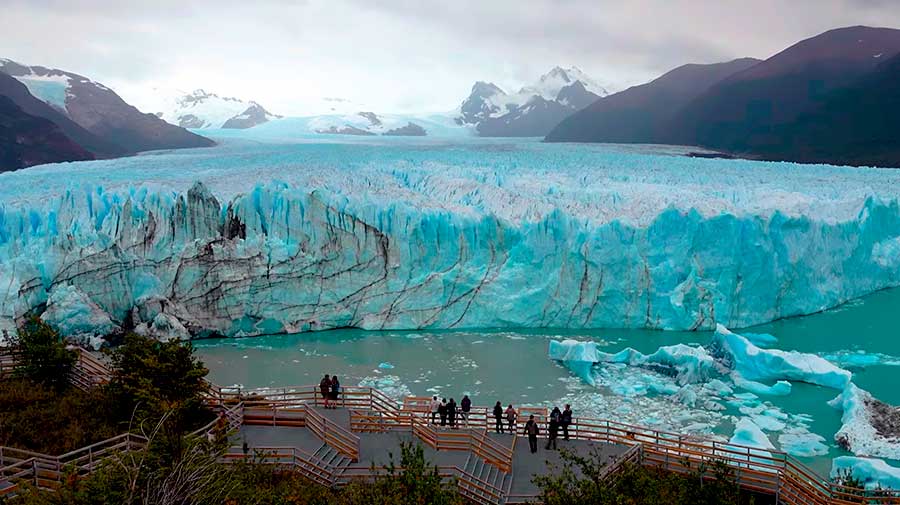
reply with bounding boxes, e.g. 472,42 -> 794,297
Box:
304,405 -> 360,462
4,348 -> 900,504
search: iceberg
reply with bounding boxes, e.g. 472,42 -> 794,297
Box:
829,383 -> 900,460
548,339 -> 601,385
831,457 -> 900,490
778,431 -> 829,458
712,325 -> 851,390
730,418 -> 776,450
2,135 -> 900,340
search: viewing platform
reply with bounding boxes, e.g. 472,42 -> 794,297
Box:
3,347 -> 900,504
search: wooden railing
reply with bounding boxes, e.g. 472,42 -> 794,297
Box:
0,346 -> 112,391
224,445 -> 505,505
240,403 -> 360,462
4,347 -> 900,504
0,433 -> 147,497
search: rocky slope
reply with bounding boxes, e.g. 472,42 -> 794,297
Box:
0,95 -> 93,171
545,58 -> 760,143
0,59 -> 214,155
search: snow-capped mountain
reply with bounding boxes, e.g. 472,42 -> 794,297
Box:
0,58 -> 213,157
291,111 -> 464,137
146,88 -> 280,129
456,66 -> 609,137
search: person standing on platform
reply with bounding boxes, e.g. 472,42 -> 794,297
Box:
330,375 -> 341,409
524,415 -> 540,453
505,404 -> 518,434
319,374 -> 332,409
546,406 -> 561,450
439,398 -> 448,427
448,398 -> 458,428
430,396 -> 440,424
460,395 -> 471,428
561,404 -> 573,441
493,401 -> 504,433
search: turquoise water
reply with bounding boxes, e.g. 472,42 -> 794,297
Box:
196,287 -> 900,475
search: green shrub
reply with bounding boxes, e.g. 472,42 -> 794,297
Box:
533,447 -> 753,505
8,318 -> 76,392
0,378 -> 118,455
105,333 -> 212,456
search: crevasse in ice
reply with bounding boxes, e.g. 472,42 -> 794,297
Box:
2,176 -> 899,340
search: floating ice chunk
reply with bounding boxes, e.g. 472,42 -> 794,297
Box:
821,350 -> 900,369
713,325 -> 851,390
732,373 -> 792,396
548,339 -> 600,385
40,284 -> 115,348
378,362 -> 395,369
741,332 -> 778,347
729,417 -> 775,450
749,413 -> 786,432
779,431 -> 828,457
830,383 -> 900,460
704,379 -> 734,396
831,457 -> 900,490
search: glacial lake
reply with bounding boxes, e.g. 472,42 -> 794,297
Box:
196,286 -> 900,475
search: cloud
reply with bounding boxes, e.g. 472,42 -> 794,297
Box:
0,0 -> 898,114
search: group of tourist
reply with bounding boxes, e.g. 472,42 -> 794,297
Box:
429,395 -> 473,428
318,374 -> 342,409
506,404 -> 574,454
427,395 -> 574,454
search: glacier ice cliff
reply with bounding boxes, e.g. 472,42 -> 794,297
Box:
1,177 -> 900,340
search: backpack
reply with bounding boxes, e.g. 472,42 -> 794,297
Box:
550,410 -> 560,423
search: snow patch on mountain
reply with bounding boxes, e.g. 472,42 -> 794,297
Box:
143,88 -> 280,129
519,66 -> 609,101
456,66 -> 610,136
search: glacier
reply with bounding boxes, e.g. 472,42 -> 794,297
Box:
1,138 -> 900,340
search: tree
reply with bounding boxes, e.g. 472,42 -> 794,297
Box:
106,333 -> 211,456
9,317 -> 76,392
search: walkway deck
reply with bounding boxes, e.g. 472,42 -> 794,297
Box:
236,406 -> 628,500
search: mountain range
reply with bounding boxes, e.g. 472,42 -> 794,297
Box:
547,26 -> 900,167
0,58 -> 214,172
456,66 -> 609,137
143,88 -> 281,129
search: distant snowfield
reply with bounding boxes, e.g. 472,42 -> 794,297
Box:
2,134 -> 899,228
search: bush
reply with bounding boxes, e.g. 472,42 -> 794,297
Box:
0,378 -> 119,455
533,447 -> 753,505
8,317 -> 76,392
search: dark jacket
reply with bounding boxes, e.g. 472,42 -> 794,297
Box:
461,397 -> 471,412
524,420 -> 539,437
447,401 -> 457,417
493,404 -> 503,418
561,408 -> 572,425
331,379 -> 340,393
548,419 -> 559,437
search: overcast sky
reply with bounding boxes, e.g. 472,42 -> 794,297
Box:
2,0 -> 899,115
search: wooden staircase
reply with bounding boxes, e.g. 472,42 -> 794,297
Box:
459,452 -> 512,505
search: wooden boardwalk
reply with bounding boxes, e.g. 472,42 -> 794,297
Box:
4,346 -> 900,504
235,406 -> 629,502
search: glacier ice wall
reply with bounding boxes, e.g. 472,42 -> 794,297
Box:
1,179 -> 900,339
